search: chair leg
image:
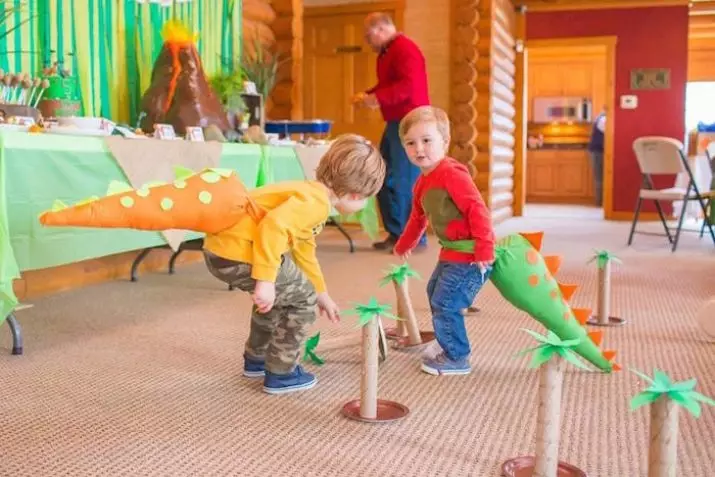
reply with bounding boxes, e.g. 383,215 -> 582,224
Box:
694,196 -> 715,245
699,199 -> 709,238
653,199 -> 673,244
627,197 -> 643,246
671,198 -> 690,252
6,313 -> 23,355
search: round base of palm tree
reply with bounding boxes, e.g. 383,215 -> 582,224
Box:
383,327 -> 407,340
501,456 -> 587,476
392,331 -> 436,349
586,315 -> 627,327
341,399 -> 409,423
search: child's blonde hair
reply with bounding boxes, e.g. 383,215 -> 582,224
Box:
315,133 -> 386,197
398,106 -> 477,178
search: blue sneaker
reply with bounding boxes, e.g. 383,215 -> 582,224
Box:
243,353 -> 265,378
263,365 -> 317,395
421,352 -> 472,376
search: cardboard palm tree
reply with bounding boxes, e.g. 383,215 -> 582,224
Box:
586,250 -> 626,327
379,263 -> 435,347
502,329 -> 593,477
630,369 -> 715,477
341,298 -> 408,422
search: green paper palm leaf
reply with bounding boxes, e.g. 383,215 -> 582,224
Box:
588,249 -> 623,269
302,332 -> 324,365
514,328 -> 592,371
629,368 -> 715,418
343,297 -> 400,327
379,263 -> 421,286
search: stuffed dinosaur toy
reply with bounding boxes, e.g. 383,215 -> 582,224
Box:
39,169 -> 619,373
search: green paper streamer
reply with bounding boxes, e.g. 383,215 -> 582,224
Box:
379,263 -> 421,287
629,368 -> 715,418
588,249 -> 623,269
490,233 -> 613,372
343,297 -> 400,328
302,332 -> 325,365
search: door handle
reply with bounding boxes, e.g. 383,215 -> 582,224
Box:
335,45 -> 362,54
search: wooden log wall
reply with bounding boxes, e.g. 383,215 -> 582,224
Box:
475,0 -> 517,224
450,0 -> 480,175
243,0 -> 303,120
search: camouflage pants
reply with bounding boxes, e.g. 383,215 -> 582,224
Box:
203,251 -> 317,374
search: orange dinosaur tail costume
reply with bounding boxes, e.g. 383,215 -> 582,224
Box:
38,167 -> 265,233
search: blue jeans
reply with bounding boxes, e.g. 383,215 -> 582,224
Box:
377,121 -> 427,245
426,261 -> 492,360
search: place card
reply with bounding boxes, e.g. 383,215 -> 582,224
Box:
185,126 -> 205,142
154,123 -> 177,140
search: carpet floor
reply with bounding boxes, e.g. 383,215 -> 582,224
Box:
2,206 -> 714,477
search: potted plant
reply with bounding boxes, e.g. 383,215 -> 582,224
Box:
209,70 -> 247,130
238,31 -> 290,113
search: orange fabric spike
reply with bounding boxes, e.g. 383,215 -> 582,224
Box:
602,350 -> 617,362
588,331 -> 604,347
572,308 -> 591,325
558,283 -> 578,301
519,231 -> 544,251
543,255 -> 562,275
612,363 -> 622,372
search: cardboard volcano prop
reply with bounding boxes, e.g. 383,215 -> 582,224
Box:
139,21 -> 230,135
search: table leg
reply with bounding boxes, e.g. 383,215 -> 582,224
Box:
5,313 -> 23,355
327,219 -> 355,253
130,248 -> 154,282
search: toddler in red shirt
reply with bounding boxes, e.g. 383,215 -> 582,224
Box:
393,106 -> 496,375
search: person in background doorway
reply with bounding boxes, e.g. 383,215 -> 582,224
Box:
353,12 -> 430,252
588,107 -> 606,207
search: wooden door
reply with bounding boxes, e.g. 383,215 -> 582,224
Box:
303,4 -> 402,144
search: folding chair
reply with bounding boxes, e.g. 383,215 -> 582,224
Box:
628,136 -> 715,252
699,141 -> 715,238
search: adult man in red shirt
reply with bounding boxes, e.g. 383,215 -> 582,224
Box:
355,12 -> 430,252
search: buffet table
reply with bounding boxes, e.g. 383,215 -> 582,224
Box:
0,131 -> 376,353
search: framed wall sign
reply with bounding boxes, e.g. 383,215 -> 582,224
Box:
631,69 -> 671,90
154,123 -> 176,140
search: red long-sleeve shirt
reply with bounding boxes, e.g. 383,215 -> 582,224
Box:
366,33 -> 430,122
394,158 -> 495,263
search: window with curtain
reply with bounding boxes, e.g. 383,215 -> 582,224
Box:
685,81 -> 715,132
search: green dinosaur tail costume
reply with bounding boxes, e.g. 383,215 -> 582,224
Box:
491,231 -> 619,373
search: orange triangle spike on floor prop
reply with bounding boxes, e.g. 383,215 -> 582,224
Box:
558,283 -> 578,302
519,231 -> 544,251
572,308 -> 591,325
602,350 -> 617,362
588,331 -> 604,347
612,363 -> 622,372
543,255 -> 563,275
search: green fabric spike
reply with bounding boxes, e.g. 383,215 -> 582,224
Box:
209,167 -> 235,178
588,249 -> 623,269
302,332 -> 325,365
51,200 -> 68,212
514,329 -> 592,371
379,263 -> 421,287
106,180 -> 133,196
75,196 -> 100,206
173,165 -> 196,181
343,297 -> 400,328
629,368 -> 715,418
490,233 -> 613,372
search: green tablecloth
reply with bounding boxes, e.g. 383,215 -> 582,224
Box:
0,131 -> 375,322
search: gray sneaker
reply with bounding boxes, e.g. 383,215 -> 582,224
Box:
421,352 -> 472,376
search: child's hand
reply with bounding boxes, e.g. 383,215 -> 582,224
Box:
253,280 -> 276,313
317,292 -> 340,324
394,248 -> 411,261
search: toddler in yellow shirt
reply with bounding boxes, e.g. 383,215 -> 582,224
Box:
203,134 -> 386,394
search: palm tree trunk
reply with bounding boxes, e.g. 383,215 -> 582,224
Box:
597,260 -> 611,324
360,317 -> 379,419
395,279 -> 421,345
534,357 -> 564,477
648,397 -> 679,477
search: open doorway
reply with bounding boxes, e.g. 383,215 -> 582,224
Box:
519,37 -> 616,221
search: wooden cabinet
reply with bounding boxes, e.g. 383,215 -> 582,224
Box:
526,149 -> 596,204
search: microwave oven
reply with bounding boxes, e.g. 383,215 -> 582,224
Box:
532,97 -> 592,124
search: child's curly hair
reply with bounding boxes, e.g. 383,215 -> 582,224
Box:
315,134 -> 386,197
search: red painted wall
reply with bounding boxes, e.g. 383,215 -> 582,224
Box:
527,7 -> 689,214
